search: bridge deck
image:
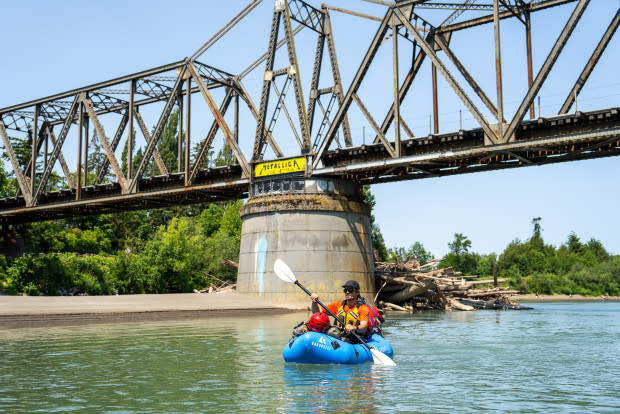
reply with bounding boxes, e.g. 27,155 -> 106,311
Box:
1,106 -> 618,224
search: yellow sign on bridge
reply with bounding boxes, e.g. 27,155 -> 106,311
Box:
254,157 -> 305,178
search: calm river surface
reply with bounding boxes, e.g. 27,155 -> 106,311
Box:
1,302 -> 619,413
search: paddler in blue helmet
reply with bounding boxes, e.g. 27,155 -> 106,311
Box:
310,280 -> 369,343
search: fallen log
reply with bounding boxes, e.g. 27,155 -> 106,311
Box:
215,284 -> 236,293
447,298 -> 475,311
466,278 -> 506,287
379,301 -> 409,311
457,298 -> 533,310
222,259 -> 239,269
384,280 -> 435,303
376,274 -> 423,287
419,258 -> 444,269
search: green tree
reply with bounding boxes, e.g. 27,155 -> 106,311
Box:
441,233 -> 479,275
388,242 -> 434,264
475,253 -> 498,278
363,185 -> 388,261
157,109 -> 180,172
214,141 -> 235,167
0,158 -> 13,197
530,217 -> 544,251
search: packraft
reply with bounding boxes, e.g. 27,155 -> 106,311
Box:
283,331 -> 394,364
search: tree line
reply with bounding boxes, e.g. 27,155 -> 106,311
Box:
1,189 -> 617,297
1,113 -> 617,296
377,216 -> 619,297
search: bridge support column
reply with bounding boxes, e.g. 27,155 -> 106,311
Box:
237,178 -> 376,306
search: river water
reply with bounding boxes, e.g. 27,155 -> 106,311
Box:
1,302 -> 618,413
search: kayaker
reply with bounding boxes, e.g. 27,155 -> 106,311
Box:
310,280 -> 369,343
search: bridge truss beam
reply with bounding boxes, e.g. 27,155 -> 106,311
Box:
0,0 -> 618,224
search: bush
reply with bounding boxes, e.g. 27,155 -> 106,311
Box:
59,254 -> 115,295
0,255 -> 9,292
6,254 -> 69,295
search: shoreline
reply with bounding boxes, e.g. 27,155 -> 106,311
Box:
1,292 -> 617,328
0,292 -> 306,328
512,294 -> 619,302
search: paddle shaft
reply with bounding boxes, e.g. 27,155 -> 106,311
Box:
294,280 -> 373,351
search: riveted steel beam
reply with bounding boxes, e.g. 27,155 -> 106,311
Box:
323,7 -> 352,147
313,9 -> 392,168
188,87 -> 235,185
253,10 -> 282,161
128,66 -> 185,193
503,0 -> 590,143
233,78 -> 283,157
188,63 -> 251,178
352,93 -> 397,158
282,2 -> 311,154
0,122 -> 32,205
31,95 -> 80,206
437,0 -> 578,34
560,8 -> 620,115
46,125 -> 75,189
434,33 -> 499,119
307,23 -> 325,139
132,111 -> 169,176
396,8 -> 499,144
80,94 -> 128,193
95,111 -> 128,185
375,38 -> 426,144
288,0 -> 324,33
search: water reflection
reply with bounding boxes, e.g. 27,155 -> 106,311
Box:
281,363 -> 385,413
1,304 -> 619,413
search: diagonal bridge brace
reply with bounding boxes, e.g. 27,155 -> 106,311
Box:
394,7 -> 501,145
79,93 -> 129,193
0,121 -> 32,205
187,62 -> 251,178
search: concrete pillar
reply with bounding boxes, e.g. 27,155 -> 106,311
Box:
237,177 -> 375,306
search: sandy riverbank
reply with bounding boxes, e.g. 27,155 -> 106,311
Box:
0,291 -> 306,327
513,294 -> 619,302
2,291 -> 617,328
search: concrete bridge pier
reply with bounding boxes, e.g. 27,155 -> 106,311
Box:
237,178 -> 376,306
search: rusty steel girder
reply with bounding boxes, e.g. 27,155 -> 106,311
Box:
0,0 -> 618,225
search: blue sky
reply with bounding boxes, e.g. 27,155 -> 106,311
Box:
0,0 -> 619,257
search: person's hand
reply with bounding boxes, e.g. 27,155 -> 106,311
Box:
310,293 -> 319,302
344,324 -> 355,334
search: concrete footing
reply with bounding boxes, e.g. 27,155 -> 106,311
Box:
237,178 -> 375,305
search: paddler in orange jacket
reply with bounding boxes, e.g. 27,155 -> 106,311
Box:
310,280 -> 369,343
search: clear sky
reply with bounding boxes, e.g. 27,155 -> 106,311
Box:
0,0 -> 619,257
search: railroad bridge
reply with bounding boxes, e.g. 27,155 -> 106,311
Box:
0,0 -> 618,303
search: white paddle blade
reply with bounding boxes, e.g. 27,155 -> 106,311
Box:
273,259 -> 297,284
371,349 -> 397,366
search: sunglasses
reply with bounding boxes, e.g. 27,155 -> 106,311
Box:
343,287 -> 356,293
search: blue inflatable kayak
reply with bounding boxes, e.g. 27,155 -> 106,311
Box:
283,332 -> 394,364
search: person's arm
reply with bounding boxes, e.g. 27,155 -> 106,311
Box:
310,293 -> 320,313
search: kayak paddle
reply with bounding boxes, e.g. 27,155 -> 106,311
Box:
273,259 -> 396,366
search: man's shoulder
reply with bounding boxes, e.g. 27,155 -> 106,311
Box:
327,301 -> 341,310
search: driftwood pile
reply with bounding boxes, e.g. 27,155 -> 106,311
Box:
374,258 -> 530,311
194,277 -> 236,294
194,279 -> 236,294
194,262 -> 238,294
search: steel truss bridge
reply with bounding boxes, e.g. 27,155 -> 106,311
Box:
0,0 -> 618,224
